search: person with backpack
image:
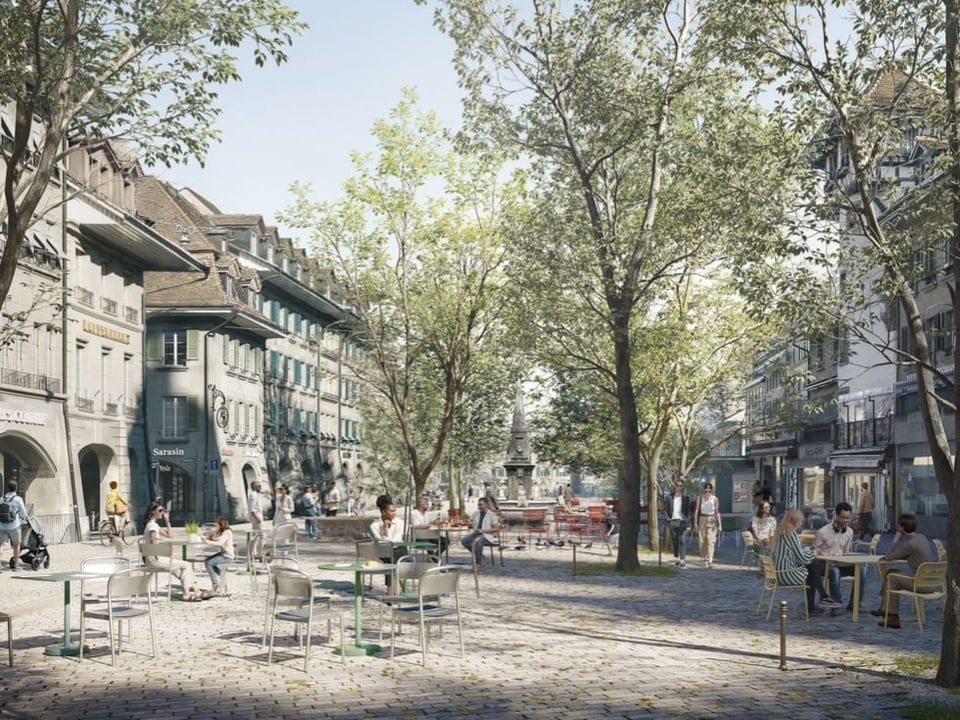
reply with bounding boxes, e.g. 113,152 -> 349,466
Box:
0,478 -> 28,571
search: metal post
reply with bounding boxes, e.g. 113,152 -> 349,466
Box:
572,542 -> 577,575
779,600 -> 788,670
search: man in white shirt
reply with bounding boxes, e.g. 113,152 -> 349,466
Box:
461,498 -> 499,567
814,501 -> 862,612
411,494 -> 447,558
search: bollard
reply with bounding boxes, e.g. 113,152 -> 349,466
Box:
779,600 -> 787,670
572,542 -> 577,575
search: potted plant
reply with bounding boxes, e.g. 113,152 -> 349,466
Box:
184,520 -> 200,543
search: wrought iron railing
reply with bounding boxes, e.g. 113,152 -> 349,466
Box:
0,368 -> 61,393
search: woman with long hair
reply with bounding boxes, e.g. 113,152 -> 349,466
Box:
203,516 -> 235,595
751,501 -> 777,556
141,503 -> 202,602
772,508 -> 834,613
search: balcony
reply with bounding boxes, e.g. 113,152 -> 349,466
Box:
75,395 -> 94,411
837,416 -> 893,450
0,368 -> 61,394
104,402 -> 118,416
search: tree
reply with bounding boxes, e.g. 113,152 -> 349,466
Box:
428,0 -> 798,568
718,0 -> 960,686
0,0 -> 305,314
284,91 -> 517,503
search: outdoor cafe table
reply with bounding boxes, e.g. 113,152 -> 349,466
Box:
318,562 -> 396,656
12,571 -> 110,656
162,538 -> 218,564
820,552 -> 883,622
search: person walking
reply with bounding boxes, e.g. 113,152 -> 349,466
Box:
666,479 -> 693,569
274,485 -> 294,525
857,482 -> 875,539
0,478 -> 28,571
694,483 -> 721,569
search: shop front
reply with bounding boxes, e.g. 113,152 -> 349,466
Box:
829,450 -> 890,533
895,447 -> 947,539
784,442 -> 830,526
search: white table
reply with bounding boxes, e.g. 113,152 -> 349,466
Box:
820,553 -> 883,622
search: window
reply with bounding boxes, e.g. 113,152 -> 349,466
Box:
162,396 -> 188,438
163,330 -> 188,366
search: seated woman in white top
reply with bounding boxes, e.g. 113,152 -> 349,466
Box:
141,503 -> 202,602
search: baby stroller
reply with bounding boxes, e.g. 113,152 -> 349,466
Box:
16,514 -> 50,570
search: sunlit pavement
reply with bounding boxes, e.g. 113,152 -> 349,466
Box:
0,528 -> 955,719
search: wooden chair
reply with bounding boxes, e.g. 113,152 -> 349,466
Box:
934,539 -> 947,561
738,531 -> 757,572
800,530 -> 817,547
756,556 -> 808,621
884,561 -> 947,633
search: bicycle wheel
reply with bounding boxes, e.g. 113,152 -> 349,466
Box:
98,520 -> 114,547
120,520 -> 135,544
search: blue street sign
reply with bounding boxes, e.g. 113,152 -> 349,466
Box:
209,459 -> 220,472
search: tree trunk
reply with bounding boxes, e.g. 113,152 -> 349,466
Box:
939,0 -> 960,687
646,445 -> 664,553
613,313 -> 642,571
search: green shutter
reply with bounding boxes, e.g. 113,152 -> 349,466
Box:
186,329 -> 199,360
186,395 -> 200,431
270,350 -> 279,377
146,331 -> 161,361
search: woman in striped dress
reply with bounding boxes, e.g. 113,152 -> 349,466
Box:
772,508 -> 829,614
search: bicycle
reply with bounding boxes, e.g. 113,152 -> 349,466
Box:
98,515 -> 134,546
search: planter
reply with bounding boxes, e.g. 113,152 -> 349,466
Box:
187,533 -> 200,544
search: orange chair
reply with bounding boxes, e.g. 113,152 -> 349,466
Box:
522,508 -> 549,544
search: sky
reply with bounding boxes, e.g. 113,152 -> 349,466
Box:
154,1 -> 463,239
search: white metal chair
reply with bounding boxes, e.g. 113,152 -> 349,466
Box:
372,555 -> 438,640
260,559 -> 331,648
265,568 -> 345,671
139,542 -> 175,601
79,569 -> 157,666
268,523 -> 299,562
390,566 -> 463,666
884,561 -> 947,633
356,540 -> 396,593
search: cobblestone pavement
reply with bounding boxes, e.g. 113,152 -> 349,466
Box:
0,529 -> 956,719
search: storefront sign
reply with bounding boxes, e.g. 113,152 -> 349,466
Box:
800,443 -> 829,459
83,320 -> 130,344
0,408 -> 47,426
152,448 -> 185,457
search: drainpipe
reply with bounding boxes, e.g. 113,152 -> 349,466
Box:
203,310 -> 239,519
59,144 -> 83,541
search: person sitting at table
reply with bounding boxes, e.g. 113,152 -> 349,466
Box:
411,494 -> 447,558
871,513 -> 933,629
141,503 -> 202,602
813,501 -> 863,615
750,501 -> 777,558
203,516 -> 235,596
369,499 -> 404,594
461,497 -> 499,570
772,508 -> 834,614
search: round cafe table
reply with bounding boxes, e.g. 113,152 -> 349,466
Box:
318,562 -> 396,656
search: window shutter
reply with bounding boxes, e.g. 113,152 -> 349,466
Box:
186,329 -> 199,360
187,395 -> 200,430
146,331 -> 161,361
270,350 -> 279,377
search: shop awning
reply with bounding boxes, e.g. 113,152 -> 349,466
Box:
785,457 -> 828,468
830,452 -> 884,470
